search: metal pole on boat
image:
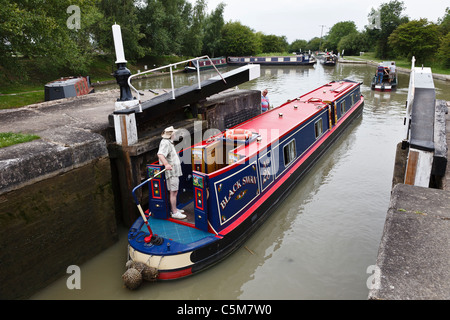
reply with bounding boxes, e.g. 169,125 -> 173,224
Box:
131,169 -> 167,244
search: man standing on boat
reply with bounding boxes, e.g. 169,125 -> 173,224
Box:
261,89 -> 270,112
377,63 -> 387,84
157,126 -> 186,220
389,62 -> 396,83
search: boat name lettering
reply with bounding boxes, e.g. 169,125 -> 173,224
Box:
220,175 -> 257,210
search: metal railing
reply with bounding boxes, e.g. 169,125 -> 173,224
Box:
127,56 -> 227,112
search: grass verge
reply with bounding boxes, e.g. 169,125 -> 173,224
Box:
344,52 -> 450,75
0,132 -> 40,148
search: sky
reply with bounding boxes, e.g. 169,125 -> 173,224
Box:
188,0 -> 449,42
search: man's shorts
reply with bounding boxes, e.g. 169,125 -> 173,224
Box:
166,176 -> 179,191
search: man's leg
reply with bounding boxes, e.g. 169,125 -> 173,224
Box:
169,190 -> 178,213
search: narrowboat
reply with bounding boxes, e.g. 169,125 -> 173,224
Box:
227,54 -> 316,66
44,76 -> 94,101
371,61 -> 397,91
321,54 -> 337,67
127,79 -> 364,280
184,57 -> 227,72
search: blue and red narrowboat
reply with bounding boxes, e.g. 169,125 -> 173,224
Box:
227,54 -> 316,66
127,79 -> 364,280
184,57 -> 227,72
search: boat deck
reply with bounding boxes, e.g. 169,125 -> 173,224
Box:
140,216 -> 211,244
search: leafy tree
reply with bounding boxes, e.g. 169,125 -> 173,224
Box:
97,0 -> 145,61
388,19 -> 440,63
202,2 -> 226,57
437,32 -> 450,68
137,0 -> 191,56
259,34 -> 288,53
437,7 -> 450,36
437,7 -> 450,68
367,0 -> 409,58
323,21 -> 358,53
289,39 -> 308,53
305,37 -> 322,51
338,32 -> 370,56
0,0 -> 104,76
220,21 -> 259,56
182,0 -> 206,57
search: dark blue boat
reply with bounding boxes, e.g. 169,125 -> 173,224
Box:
184,57 -> 227,72
127,79 -> 364,280
227,54 -> 316,66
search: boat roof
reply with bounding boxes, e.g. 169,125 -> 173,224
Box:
210,80 -> 360,171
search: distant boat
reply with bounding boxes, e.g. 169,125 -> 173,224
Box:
371,61 -> 398,91
227,54 -> 316,66
127,79 -> 364,281
184,57 -> 227,72
44,76 -> 94,101
321,54 -> 337,67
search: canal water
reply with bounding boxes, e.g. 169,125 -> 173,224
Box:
31,62 -> 450,300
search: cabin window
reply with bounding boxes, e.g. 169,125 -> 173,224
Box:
340,101 -> 346,115
315,118 -> 323,139
283,139 -> 296,166
351,94 -> 355,106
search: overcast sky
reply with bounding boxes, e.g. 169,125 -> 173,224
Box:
188,0 -> 448,42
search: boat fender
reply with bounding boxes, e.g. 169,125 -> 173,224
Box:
225,129 -> 252,140
122,268 -> 142,290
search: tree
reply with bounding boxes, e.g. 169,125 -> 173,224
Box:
367,0 -> 409,58
0,0 -> 104,75
437,33 -> 450,68
182,0 -> 206,56
305,37 -> 322,51
437,7 -> 450,36
137,0 -> 191,56
220,22 -> 259,56
323,21 -> 358,53
97,0 -> 145,61
338,32 -> 370,56
388,19 -> 440,63
289,39 -> 308,53
259,34 -> 288,53
202,2 -> 226,57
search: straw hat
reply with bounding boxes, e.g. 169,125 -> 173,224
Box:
161,126 -> 177,139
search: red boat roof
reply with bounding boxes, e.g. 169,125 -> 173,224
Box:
231,80 -> 360,156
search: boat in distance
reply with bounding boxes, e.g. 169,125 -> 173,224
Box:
371,61 -> 398,91
44,76 -> 94,101
321,54 -> 337,67
227,54 -> 316,66
184,57 -> 227,72
127,79 -> 364,280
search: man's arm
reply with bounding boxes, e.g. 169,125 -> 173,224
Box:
158,154 -> 173,170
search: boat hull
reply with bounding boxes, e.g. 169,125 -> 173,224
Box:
44,76 -> 94,101
127,96 -> 364,280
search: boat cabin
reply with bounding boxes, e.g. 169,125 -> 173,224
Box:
145,80 -> 362,236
